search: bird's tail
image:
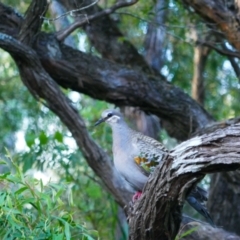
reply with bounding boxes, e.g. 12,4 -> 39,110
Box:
187,186 -> 215,227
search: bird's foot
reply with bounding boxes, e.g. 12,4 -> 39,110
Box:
132,191 -> 142,201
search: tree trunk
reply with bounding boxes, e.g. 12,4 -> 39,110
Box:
191,27 -> 211,105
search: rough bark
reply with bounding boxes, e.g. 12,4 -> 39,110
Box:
128,121 -> 240,239
180,0 -> 240,232
193,117 -> 240,234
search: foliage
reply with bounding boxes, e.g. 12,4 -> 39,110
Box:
0,153 -> 97,240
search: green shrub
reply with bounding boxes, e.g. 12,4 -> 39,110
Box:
0,153 -> 98,240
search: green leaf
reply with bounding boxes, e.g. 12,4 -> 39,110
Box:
0,160 -> 7,165
25,133 -> 36,147
64,221 -> 71,240
54,131 -> 63,143
15,186 -> 28,195
39,131 -> 48,145
176,226 -> 199,239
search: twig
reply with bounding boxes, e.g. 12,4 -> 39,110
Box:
197,41 -> 240,58
56,0 -> 138,41
221,43 -> 240,80
40,0 -> 99,22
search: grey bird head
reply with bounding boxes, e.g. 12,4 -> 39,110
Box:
94,109 -> 124,127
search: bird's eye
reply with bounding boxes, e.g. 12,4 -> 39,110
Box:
107,113 -> 113,118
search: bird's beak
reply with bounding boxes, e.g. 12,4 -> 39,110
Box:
94,118 -> 106,126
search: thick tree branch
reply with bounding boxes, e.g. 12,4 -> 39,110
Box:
40,41 -> 214,140
0,2 -> 214,140
18,0 -> 47,44
55,0 -> 214,140
129,121 -> 240,240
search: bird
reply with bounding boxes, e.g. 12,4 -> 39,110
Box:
95,109 -> 215,226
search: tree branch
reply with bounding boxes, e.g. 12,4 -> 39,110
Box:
18,0 -> 48,44
0,2 -> 214,140
198,40 -> 240,58
181,0 -> 240,52
128,121 -> 240,240
41,0 -> 99,22
39,40 -> 214,140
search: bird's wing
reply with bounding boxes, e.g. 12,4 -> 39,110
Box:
133,158 -> 150,177
132,130 -> 168,163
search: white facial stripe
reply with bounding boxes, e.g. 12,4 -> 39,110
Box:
106,115 -> 120,123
